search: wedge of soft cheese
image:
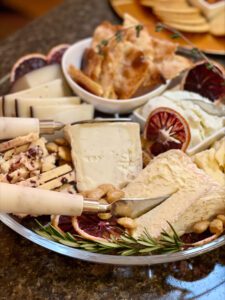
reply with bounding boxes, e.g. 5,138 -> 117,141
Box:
16,96 -> 80,117
1,79 -> 72,117
31,104 -> 94,123
65,122 -> 143,191
11,64 -> 64,93
123,150 -> 225,239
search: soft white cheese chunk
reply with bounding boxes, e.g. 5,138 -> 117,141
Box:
141,91 -> 224,149
65,122 -> 143,191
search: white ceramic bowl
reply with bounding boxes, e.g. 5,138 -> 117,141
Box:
62,38 -> 169,114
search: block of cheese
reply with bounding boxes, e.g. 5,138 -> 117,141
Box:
16,96 -> 80,117
1,79 -> 72,117
64,122 -> 143,191
31,104 -> 94,123
11,64 -> 64,93
192,138 -> 225,186
123,150 -> 225,238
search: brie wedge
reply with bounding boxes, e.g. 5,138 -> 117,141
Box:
64,122 -> 143,191
123,150 -> 225,238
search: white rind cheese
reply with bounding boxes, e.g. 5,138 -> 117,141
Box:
11,64 -> 64,93
31,104 -> 94,123
65,122 -> 143,191
1,79 -> 72,117
123,150 -> 225,238
16,96 -> 80,117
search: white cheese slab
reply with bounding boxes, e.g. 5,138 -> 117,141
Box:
1,79 -> 72,117
65,122 -> 143,191
11,64 -> 64,93
16,96 -> 80,117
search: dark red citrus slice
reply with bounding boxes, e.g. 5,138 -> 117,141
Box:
51,215 -> 74,234
144,107 -> 191,156
182,61 -> 225,102
47,44 -> 70,64
10,53 -> 47,82
72,215 -> 124,242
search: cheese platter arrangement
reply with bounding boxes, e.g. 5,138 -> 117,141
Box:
0,15 -> 225,265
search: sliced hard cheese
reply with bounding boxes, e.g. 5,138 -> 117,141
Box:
2,79 -> 72,117
16,96 -> 80,117
31,104 -> 94,123
11,64 -> 64,93
123,150 -> 225,238
18,164 -> 72,187
64,122 -> 142,191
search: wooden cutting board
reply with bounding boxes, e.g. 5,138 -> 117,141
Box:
110,0 -> 225,55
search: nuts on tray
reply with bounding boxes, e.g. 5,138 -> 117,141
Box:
209,219 -> 224,235
192,220 -> 210,234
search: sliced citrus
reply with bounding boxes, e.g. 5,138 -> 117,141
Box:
144,107 -> 191,156
182,61 -> 225,102
72,215 -> 124,242
10,53 -> 47,82
47,44 -> 70,64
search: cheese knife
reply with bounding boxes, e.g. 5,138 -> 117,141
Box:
0,182 -> 172,218
0,117 -> 132,140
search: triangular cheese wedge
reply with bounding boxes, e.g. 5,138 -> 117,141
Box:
123,150 -> 225,238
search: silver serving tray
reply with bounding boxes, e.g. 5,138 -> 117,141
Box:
1,213 -> 225,266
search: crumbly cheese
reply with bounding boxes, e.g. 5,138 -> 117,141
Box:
65,122 -> 143,191
123,150 -> 225,238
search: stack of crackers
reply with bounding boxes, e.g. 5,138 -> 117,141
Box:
140,0 -> 225,35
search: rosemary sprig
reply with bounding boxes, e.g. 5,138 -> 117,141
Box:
35,220 -> 187,256
155,22 -> 225,82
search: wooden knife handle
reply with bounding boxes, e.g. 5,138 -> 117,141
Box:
0,182 -> 84,216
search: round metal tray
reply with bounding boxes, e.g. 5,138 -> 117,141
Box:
1,213 -> 225,266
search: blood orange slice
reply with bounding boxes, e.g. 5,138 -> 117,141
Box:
144,107 -> 191,156
47,44 -> 70,64
10,53 -> 47,82
72,215 -> 124,242
182,61 -> 225,102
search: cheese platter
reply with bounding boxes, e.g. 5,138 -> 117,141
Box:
0,15 -> 225,265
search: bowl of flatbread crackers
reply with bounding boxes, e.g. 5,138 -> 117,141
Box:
62,15 -> 191,114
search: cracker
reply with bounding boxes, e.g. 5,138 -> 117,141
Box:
68,65 -> 103,96
163,21 -> 209,33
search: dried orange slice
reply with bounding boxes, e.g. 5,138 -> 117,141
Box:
144,107 -> 191,156
72,215 -> 124,242
182,61 -> 225,102
47,44 -> 70,64
10,53 -> 47,82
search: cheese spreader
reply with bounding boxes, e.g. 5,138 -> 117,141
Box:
0,183 -> 173,218
0,117 -> 131,140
